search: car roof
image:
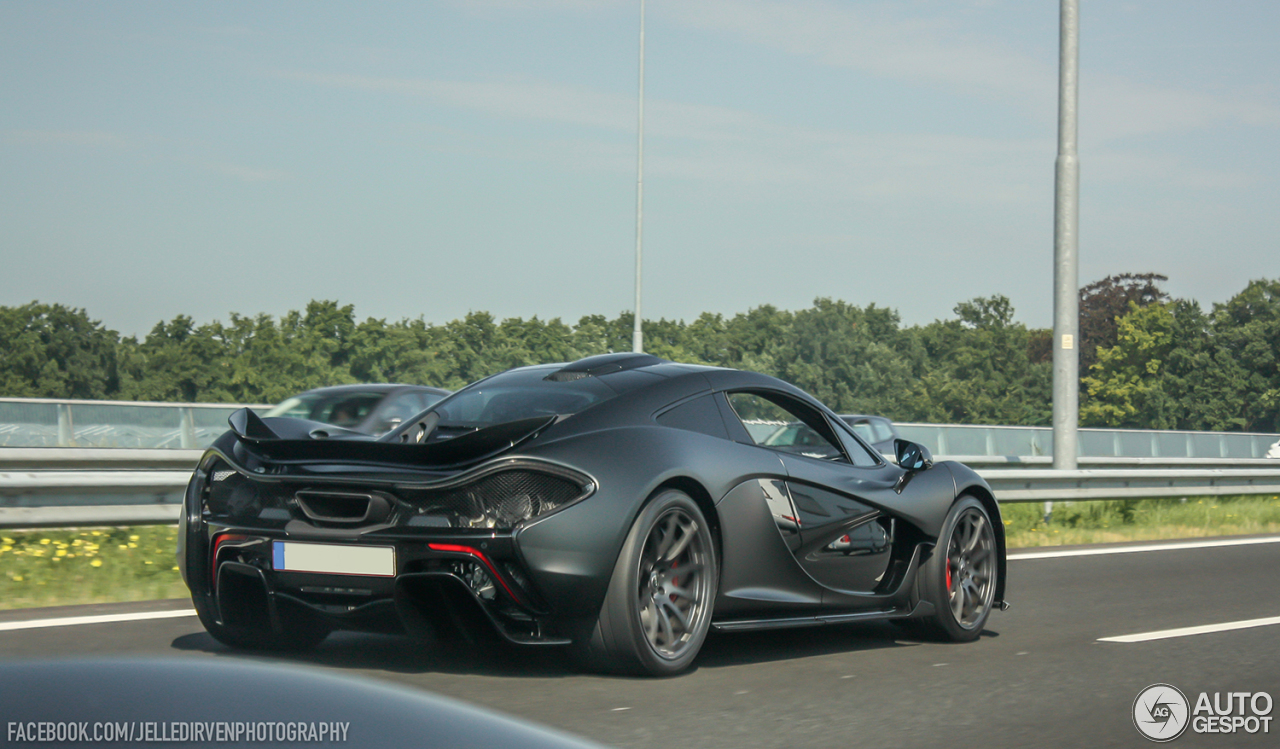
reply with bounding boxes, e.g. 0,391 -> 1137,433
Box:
295,384 -> 450,397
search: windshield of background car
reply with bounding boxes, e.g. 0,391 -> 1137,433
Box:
265,392 -> 384,428
848,421 -> 874,441
428,367 -> 618,427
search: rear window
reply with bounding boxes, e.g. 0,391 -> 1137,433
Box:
429,367 -> 618,427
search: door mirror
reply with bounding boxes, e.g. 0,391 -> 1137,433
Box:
894,439 -> 933,471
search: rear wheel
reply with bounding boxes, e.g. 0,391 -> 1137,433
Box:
577,490 -> 717,676
916,496 -> 997,641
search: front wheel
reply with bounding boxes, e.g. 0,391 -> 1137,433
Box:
577,490 -> 718,676
916,496 -> 997,641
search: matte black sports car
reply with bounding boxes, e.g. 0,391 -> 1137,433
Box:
179,353 -> 1007,676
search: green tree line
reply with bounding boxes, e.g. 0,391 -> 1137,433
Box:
2,276 -> 1277,432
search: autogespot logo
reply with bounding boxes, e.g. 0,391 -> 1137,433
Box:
1134,684 -> 1190,742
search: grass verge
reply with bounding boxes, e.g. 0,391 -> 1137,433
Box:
0,526 -> 188,611
1002,495 -> 1280,548
2,495 -> 1279,610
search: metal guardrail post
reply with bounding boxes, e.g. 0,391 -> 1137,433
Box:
179,408 -> 195,449
57,403 -> 73,447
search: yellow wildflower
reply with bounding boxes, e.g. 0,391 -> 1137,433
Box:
90,559 -> 103,568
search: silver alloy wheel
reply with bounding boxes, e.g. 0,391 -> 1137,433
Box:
946,506 -> 996,630
636,507 -> 711,660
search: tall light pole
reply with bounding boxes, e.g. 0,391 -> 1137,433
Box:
1052,0 -> 1080,478
631,0 -> 646,353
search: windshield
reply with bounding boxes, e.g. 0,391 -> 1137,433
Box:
265,392 -> 384,428
428,366 -> 618,428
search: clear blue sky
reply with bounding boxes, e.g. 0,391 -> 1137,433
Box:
3,1 -> 1278,337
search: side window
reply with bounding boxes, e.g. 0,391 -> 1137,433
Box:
656,394 -> 730,440
832,421 -> 883,467
726,392 -> 847,462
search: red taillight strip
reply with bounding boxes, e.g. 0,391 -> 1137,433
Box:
427,543 -> 525,606
211,533 -> 248,584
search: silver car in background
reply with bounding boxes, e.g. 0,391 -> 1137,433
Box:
266,384 -> 450,436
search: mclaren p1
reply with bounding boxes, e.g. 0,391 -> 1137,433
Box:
178,353 -> 1007,675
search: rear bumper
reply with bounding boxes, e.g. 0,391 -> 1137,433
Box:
203,528 -> 574,645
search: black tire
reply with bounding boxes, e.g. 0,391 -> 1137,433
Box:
915,496 -> 997,642
576,490 -> 718,676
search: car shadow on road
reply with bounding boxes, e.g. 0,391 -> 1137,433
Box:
172,620 -> 998,679
171,629 -> 577,678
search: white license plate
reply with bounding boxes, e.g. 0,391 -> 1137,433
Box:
272,541 -> 395,577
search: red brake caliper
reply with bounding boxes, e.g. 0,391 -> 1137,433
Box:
946,561 -> 953,591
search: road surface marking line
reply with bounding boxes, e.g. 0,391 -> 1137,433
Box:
0,609 -> 196,632
1009,536 -> 1280,560
1099,616 -> 1280,643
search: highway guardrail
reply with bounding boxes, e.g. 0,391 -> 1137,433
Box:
2,464 -> 1278,529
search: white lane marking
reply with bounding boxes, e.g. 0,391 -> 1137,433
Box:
0,609 -> 196,632
1009,535 -> 1280,560
1099,616 -> 1280,643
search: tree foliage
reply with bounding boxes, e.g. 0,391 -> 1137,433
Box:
1078,272 -> 1170,372
2,277 -> 1278,433
0,302 -> 119,399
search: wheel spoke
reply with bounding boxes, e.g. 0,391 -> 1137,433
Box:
964,515 -> 986,552
657,604 -> 674,645
663,520 -> 697,562
965,580 -> 983,620
641,600 -> 658,640
666,583 -> 693,602
653,516 -> 678,560
661,598 -> 691,632
671,562 -> 703,579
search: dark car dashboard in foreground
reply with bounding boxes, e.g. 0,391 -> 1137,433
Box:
179,353 -> 1006,675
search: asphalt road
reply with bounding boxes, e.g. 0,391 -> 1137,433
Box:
2,536 -> 1278,748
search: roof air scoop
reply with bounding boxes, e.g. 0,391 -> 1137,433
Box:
545,353 -> 666,382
